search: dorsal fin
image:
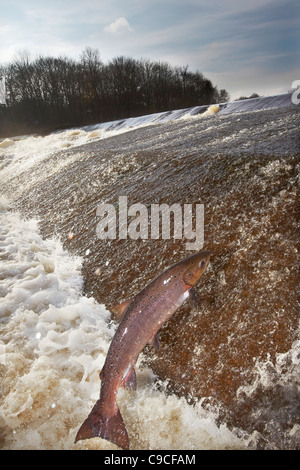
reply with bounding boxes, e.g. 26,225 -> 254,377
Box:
149,333 -> 161,351
111,298 -> 132,321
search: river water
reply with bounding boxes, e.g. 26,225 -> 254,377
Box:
0,94 -> 299,449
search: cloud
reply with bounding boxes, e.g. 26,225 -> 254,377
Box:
0,0 -> 298,99
104,17 -> 133,34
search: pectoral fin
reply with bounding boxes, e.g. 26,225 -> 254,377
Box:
189,287 -> 198,310
121,367 -> 137,391
149,333 -> 161,351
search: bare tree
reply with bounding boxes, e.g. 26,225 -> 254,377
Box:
0,49 -> 230,137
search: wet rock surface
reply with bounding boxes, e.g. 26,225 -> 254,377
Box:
2,102 -> 299,448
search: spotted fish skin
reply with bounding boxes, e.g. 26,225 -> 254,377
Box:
75,250 -> 210,450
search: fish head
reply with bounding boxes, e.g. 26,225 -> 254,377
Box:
182,250 -> 211,288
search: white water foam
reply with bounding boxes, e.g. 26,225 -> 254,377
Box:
0,204 -> 252,449
0,127 -> 114,173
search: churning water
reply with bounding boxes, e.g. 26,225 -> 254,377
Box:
0,94 -> 299,449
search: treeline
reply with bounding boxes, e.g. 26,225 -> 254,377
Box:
0,48 -> 229,137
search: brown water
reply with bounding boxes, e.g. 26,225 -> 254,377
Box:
1,99 -> 299,449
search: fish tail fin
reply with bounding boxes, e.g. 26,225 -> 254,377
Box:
75,399 -> 129,450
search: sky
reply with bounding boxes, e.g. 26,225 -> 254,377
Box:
0,0 -> 299,100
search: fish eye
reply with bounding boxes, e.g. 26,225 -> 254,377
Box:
199,260 -> 205,268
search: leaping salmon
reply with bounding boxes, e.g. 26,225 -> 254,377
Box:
75,250 -> 210,450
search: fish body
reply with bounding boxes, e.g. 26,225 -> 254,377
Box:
75,250 -> 210,449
